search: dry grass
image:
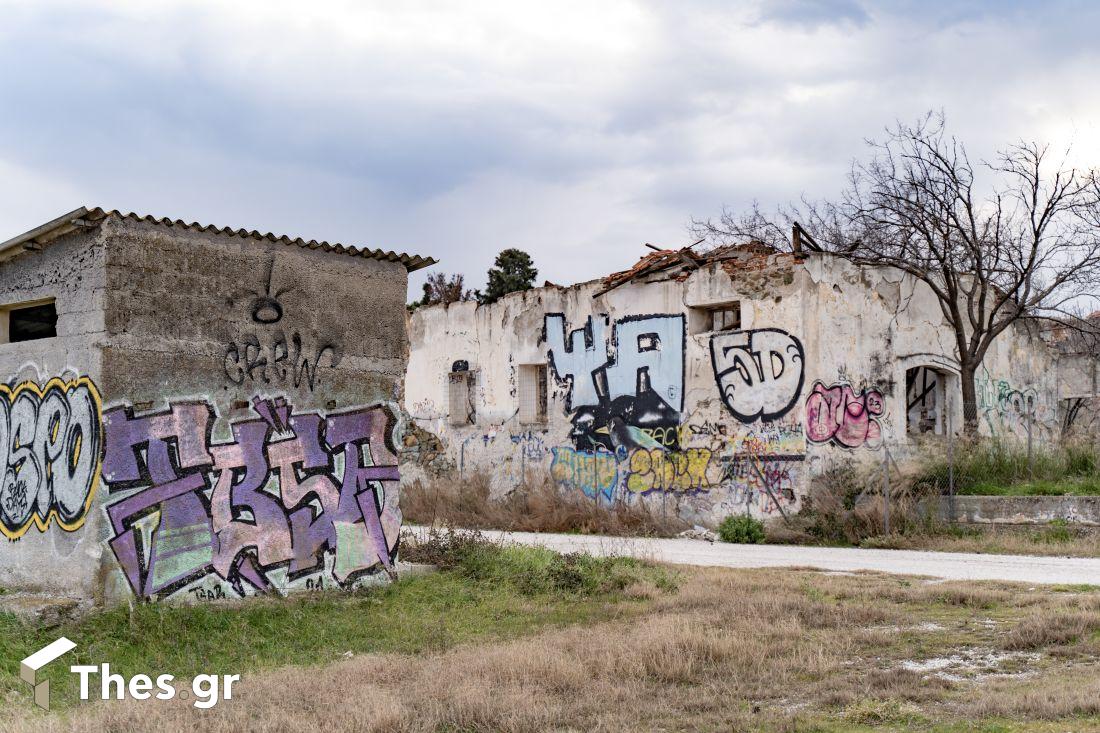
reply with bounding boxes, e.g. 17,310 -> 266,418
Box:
10,566 -> 1100,732
401,472 -> 688,537
859,524 -> 1100,558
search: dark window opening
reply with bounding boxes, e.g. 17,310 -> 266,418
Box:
9,302 -> 57,343
906,365 -> 944,435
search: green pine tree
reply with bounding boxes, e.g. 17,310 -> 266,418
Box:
478,248 -> 538,304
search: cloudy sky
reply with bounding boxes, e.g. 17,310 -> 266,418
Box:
0,0 -> 1097,298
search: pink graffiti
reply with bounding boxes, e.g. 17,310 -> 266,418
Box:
805,381 -> 884,449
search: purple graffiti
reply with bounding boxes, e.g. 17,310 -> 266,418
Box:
101,396 -> 401,600
805,381 -> 884,449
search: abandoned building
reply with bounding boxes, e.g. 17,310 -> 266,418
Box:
0,206 -> 433,605
404,242 -> 1098,527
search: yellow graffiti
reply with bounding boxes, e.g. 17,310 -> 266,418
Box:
626,448 -> 712,493
0,376 -> 103,540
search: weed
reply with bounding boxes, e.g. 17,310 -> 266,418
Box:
403,526 -> 677,596
718,514 -> 766,543
1030,519 -> 1076,544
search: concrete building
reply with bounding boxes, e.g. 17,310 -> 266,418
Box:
0,207 -> 432,605
404,243 -> 1092,527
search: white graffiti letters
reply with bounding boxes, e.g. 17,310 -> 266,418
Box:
710,329 -> 805,423
544,315 -> 608,409
0,378 -> 102,539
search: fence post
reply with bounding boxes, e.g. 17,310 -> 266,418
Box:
593,453 -> 599,509
1026,407 -> 1034,480
947,408 -> 955,523
882,446 -> 890,535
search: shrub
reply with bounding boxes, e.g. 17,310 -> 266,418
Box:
718,514 -> 766,544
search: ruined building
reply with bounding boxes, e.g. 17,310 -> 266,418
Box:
0,207 -> 432,605
404,243 -> 1096,527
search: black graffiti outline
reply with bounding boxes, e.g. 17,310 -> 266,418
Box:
247,258 -> 295,325
709,328 -> 805,423
542,312 -> 609,414
224,331 -> 341,392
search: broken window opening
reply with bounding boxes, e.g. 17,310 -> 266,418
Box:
448,370 -> 476,426
518,364 -> 548,423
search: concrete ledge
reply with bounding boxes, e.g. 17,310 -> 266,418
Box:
0,593 -> 86,627
935,495 -> 1100,525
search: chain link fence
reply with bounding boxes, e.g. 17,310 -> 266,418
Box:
863,399 -> 1097,529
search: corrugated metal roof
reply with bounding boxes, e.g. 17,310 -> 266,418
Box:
0,206 -> 437,272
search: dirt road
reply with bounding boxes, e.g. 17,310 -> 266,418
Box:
409,527 -> 1100,585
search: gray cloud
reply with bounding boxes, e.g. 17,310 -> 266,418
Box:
0,0 -> 1097,298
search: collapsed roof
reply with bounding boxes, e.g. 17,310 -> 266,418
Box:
595,241 -> 787,297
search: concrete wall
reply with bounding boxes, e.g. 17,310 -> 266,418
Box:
1,216 -> 411,604
934,495 -> 1100,526
404,249 -> 1068,528
0,228 -> 106,599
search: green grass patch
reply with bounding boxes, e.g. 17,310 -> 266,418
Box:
957,477 -> 1100,497
0,537 -> 674,711
1051,584 -> 1100,593
913,439 -> 1100,497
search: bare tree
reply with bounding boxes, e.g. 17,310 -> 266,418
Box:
411,272 -> 474,309
692,112 -> 1100,433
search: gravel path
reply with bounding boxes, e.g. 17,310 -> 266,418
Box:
408,527 -> 1100,585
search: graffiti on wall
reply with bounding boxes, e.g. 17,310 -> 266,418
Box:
805,381 -> 884,449
709,329 -> 805,423
224,333 -> 340,392
977,372 -> 1043,438
0,377 -> 102,540
716,454 -> 799,515
224,261 -> 342,392
101,396 -> 400,599
550,447 -> 621,501
545,313 -> 685,452
625,448 -> 712,493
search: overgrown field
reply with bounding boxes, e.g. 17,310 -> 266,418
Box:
6,533 -> 1100,732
